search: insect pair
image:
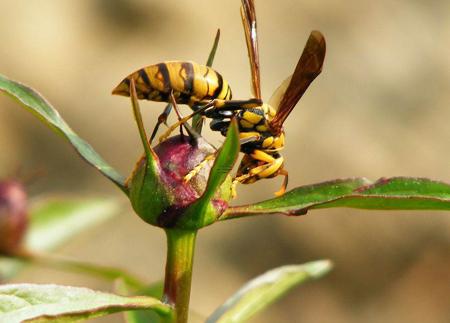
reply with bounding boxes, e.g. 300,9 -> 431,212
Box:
112,0 -> 326,196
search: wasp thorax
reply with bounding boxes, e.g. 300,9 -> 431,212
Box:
0,180 -> 28,255
127,135 -> 233,229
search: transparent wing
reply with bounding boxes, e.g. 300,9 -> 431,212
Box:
268,75 -> 292,111
269,31 -> 326,133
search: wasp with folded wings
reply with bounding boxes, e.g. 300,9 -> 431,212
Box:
204,0 -> 326,196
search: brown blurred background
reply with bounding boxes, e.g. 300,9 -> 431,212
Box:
1,0 -> 449,322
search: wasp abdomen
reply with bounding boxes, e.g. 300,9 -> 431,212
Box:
112,61 -> 232,106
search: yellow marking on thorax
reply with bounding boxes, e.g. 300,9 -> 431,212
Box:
242,111 -> 263,125
240,119 -> 254,129
256,124 -> 268,132
239,131 -> 260,139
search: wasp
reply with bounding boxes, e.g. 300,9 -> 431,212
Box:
112,60 -> 233,140
112,61 -> 233,106
112,60 -> 261,141
196,0 -> 327,196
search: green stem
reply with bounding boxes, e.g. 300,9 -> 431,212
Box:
163,229 -> 197,323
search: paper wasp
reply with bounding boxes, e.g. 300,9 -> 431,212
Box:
201,0 -> 326,196
112,60 -> 232,139
113,59 -> 261,141
112,61 -> 232,107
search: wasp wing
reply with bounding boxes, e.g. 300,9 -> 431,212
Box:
269,31 -> 326,133
268,75 -> 292,113
241,0 -> 261,100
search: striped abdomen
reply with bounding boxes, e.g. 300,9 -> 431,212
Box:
112,61 -> 232,106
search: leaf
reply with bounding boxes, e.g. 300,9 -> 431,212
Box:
222,177 -> 450,219
0,283 -> 173,323
0,198 -> 121,280
116,280 -> 165,323
206,260 -> 333,323
0,74 -> 127,193
25,198 -> 121,252
206,29 -> 221,67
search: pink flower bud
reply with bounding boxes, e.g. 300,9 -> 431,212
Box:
127,135 -> 232,229
0,180 -> 28,255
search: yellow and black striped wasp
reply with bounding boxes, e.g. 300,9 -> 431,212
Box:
112,60 -> 230,141
203,0 -> 326,196
110,27 -> 253,142
112,41 -> 261,142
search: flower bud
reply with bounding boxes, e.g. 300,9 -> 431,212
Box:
127,135 -> 233,229
0,180 -> 28,255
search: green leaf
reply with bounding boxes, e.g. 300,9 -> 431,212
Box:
206,29 -> 221,67
0,198 -> 121,280
180,120 -> 239,228
26,198 -> 121,251
0,283 -> 173,323
206,260 -> 333,323
222,177 -> 450,219
0,74 -> 127,193
116,280 -> 165,323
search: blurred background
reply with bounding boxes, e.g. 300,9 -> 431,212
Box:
1,0 -> 449,322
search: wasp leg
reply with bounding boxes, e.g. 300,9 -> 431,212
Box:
169,92 -> 187,137
274,169 -> 288,197
159,98 -> 262,143
183,153 -> 216,182
150,103 -> 172,144
184,132 -> 262,185
234,150 -> 286,196
158,100 -> 217,142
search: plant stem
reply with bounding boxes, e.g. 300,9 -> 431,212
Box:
163,229 -> 197,323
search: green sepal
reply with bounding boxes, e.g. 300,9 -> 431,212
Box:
178,119 -> 239,229
127,155 -> 171,227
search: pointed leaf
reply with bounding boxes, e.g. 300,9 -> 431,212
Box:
0,283 -> 172,323
222,177 -> 450,219
0,74 -> 127,193
0,198 -> 121,280
206,260 -> 333,323
206,29 -> 221,67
